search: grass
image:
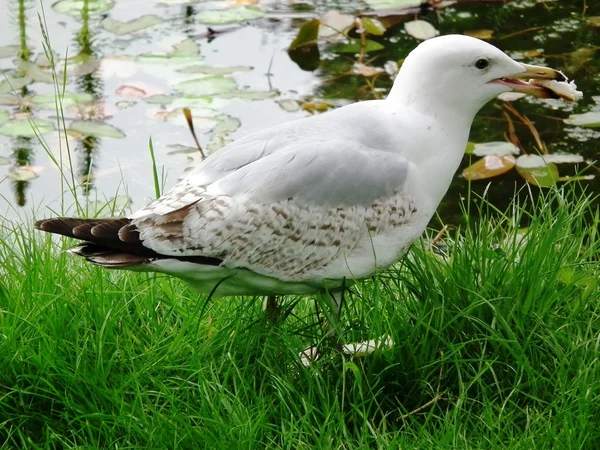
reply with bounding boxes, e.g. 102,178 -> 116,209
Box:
0,187 -> 599,448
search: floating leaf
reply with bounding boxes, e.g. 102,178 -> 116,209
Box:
0,110 -> 8,124
218,90 -> 278,100
462,155 -> 516,181
516,155 -> 559,187
115,85 -> 148,98
196,6 -> 264,24
116,101 -> 136,110
0,75 -> 32,95
154,107 -> 220,131
277,99 -> 300,112
361,17 -> 386,36
213,116 -> 241,134
17,61 -> 54,83
464,29 -> 494,40
0,45 -> 19,59
353,63 -> 384,76
0,119 -> 53,137
31,93 -> 93,109
206,135 -> 233,153
0,155 -> 9,166
177,65 -> 252,75
472,141 -> 520,157
404,20 -> 439,40
363,0 -> 420,9
174,76 -> 237,96
301,102 -> 332,113
564,112 -> 600,128
167,144 -> 200,155
172,39 -> 200,57
497,92 -> 527,102
319,12 -> 355,39
333,39 -> 384,54
103,15 -> 162,35
8,166 -> 41,181
52,0 -> 114,15
289,19 -> 321,51
68,120 -> 125,139
0,94 -> 20,106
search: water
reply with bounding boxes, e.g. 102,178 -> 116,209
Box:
0,0 -> 598,225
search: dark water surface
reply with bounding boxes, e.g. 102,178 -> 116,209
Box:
0,0 -> 598,225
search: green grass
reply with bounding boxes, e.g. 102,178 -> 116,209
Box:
0,188 -> 599,449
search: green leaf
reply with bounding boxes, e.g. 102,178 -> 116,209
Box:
218,90 -> 278,101
516,155 -> 559,188
333,39 -> 385,54
17,61 -> 54,83
174,76 -> 237,96
404,20 -> 439,40
68,120 -> 125,139
103,15 -> 163,36
0,110 -> 9,124
196,6 -> 265,25
212,116 -> 241,134
8,167 -> 40,181
361,17 -> 386,36
0,75 -> 32,95
31,93 -> 93,110
0,119 -> 54,137
363,0 -> 421,9
564,111 -> 600,128
289,19 -> 321,51
177,65 -> 253,75
472,141 -> 520,157
462,155 -> 516,181
52,0 -> 114,16
0,45 -> 19,59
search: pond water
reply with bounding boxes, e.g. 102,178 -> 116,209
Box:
0,0 -> 598,226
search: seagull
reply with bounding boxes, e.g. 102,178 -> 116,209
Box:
35,35 -> 571,330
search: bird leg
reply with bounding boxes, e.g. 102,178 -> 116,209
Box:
316,289 -> 344,343
263,295 -> 282,324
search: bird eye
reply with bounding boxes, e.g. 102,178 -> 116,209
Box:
475,58 -> 489,70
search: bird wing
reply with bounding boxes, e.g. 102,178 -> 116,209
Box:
130,114 -> 416,280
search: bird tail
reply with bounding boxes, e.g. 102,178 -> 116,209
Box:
34,217 -> 153,268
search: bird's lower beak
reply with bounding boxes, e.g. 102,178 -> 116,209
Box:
491,63 -> 568,98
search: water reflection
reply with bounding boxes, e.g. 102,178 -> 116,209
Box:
73,0 -> 103,196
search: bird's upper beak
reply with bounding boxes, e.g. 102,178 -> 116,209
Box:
491,63 -> 569,99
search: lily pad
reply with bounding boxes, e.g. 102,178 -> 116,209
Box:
333,39 -> 385,54
174,76 -> 237,97
0,119 -> 54,137
564,111 -> 600,128
319,12 -> 355,39
277,99 -> 300,112
516,156 -> 559,188
0,94 -> 20,106
361,17 -> 386,36
0,155 -> 9,166
404,20 -> 439,40
212,116 -> 241,134
103,15 -> 163,35
462,155 -> 516,181
196,6 -> 265,24
17,61 -> 54,83
68,120 -> 125,139
31,93 -> 93,109
472,141 -> 520,157
0,45 -> 19,59
52,0 -> 114,15
177,65 -> 252,75
0,75 -> 32,95
156,107 -> 220,131
167,144 -> 201,155
0,110 -> 8,124
363,0 -> 420,9
219,90 -> 278,101
289,19 -> 320,51
8,166 -> 40,182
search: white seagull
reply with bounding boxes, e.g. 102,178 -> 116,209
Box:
36,35 -> 576,325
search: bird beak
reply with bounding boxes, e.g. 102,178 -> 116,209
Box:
491,63 -> 569,99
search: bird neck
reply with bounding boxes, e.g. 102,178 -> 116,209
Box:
386,76 -> 482,129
